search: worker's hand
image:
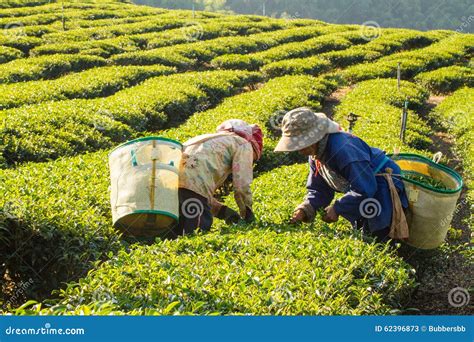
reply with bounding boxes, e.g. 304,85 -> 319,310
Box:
244,206 -> 255,223
290,209 -> 306,224
216,206 -> 240,224
322,205 -> 339,223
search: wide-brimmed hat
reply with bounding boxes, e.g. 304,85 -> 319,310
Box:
274,107 -> 340,152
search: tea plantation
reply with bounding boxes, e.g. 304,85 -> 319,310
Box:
0,0 -> 472,315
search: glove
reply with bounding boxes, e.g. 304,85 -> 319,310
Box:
216,205 -> 240,224
244,206 -> 255,223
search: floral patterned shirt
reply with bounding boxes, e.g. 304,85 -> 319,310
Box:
179,134 -> 254,217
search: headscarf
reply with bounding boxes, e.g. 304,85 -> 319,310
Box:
217,119 -> 264,160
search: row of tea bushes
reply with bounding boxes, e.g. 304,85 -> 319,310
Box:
0,64 -> 175,109
13,162 -> 415,315
261,30 -> 447,77
210,28 -> 359,70
41,18 -> 188,43
0,0 -> 50,10
0,7 -> 157,29
414,65 -> 473,94
0,53 -> 107,83
111,25 -> 338,68
23,226 -> 414,315
432,87 -> 474,191
321,30 -> 449,68
342,34 -> 474,83
31,19 -> 293,58
0,45 -> 23,64
333,79 -> 432,151
1,70 -> 260,165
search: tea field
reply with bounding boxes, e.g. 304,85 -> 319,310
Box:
0,0 -> 472,315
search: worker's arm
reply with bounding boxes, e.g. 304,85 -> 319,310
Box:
210,197 -> 224,217
333,161 -> 377,222
210,198 -> 241,224
232,142 -> 254,219
294,159 -> 335,222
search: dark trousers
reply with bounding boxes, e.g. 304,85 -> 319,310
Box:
354,219 -> 391,243
172,188 -> 213,237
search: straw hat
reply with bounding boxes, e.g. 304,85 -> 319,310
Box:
274,107 -> 340,152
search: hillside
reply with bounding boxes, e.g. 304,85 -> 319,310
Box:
0,0 -> 472,315
133,0 -> 474,32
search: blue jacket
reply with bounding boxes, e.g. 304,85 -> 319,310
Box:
306,132 -> 408,232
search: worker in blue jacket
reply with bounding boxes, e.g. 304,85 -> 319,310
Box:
274,107 -> 409,242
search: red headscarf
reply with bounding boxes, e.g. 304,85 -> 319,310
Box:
217,119 -> 264,160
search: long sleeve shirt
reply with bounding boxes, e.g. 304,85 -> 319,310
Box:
297,132 -> 408,232
179,134 -> 254,218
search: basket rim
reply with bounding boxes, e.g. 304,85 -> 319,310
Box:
115,210 -> 179,227
388,153 -> 463,194
109,136 -> 183,156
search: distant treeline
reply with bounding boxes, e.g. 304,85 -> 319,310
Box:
132,0 -> 474,32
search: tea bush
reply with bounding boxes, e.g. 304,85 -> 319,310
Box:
42,19 -> 187,43
111,25 -> 333,68
0,73 -> 335,300
33,228 -> 415,315
1,70 -> 260,165
211,28 -> 360,70
0,12 -> 58,27
432,87 -> 473,187
31,20 -> 287,58
17,163 -> 415,315
317,30 -> 446,68
0,151 -> 122,303
0,64 -> 175,109
0,46 -> 23,64
342,34 -> 473,83
262,56 -> 332,77
0,0 -> 50,9
0,54 -> 107,83
0,34 -> 42,54
333,79 -> 432,151
414,65 -> 474,94
257,30 -> 444,78
63,15 -> 157,30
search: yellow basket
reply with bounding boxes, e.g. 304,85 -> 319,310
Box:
390,153 -> 463,249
